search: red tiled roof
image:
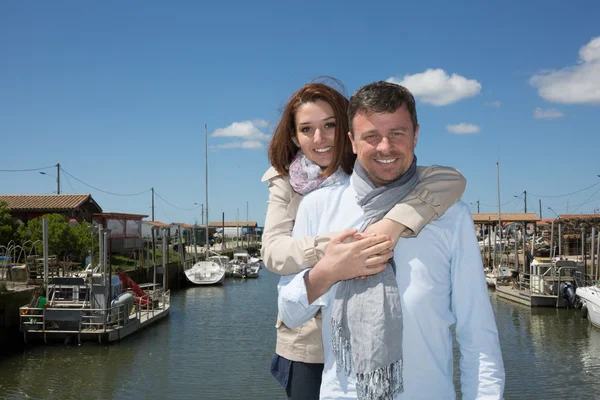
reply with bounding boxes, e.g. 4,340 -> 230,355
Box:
0,194 -> 100,211
208,221 -> 257,228
472,213 -> 540,224
94,212 -> 148,220
172,222 -> 195,229
558,214 -> 600,220
537,218 -> 555,225
143,220 -> 171,227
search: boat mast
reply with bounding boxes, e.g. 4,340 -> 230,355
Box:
496,162 -> 502,267
205,124 -> 209,254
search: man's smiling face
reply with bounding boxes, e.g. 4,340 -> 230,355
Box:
349,104 -> 419,186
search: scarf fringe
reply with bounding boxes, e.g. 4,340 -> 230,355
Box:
331,318 -> 353,376
356,359 -> 404,400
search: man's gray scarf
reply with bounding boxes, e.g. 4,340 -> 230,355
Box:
331,157 -> 419,400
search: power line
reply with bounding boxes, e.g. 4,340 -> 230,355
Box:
0,165 -> 56,172
156,198 -> 172,223
154,191 -> 201,211
528,181 -> 600,198
60,168 -> 151,197
570,186 -> 600,213
62,172 -> 77,194
479,197 -> 519,208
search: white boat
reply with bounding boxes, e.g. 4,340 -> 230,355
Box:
245,263 -> 260,279
577,283 -> 600,328
184,252 -> 226,285
485,266 -> 511,288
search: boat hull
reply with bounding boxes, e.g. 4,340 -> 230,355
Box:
184,270 -> 225,285
21,303 -> 170,343
576,286 -> 600,328
495,285 -> 571,307
184,261 -> 226,285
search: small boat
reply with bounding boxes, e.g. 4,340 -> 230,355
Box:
495,258 -> 581,308
245,263 -> 260,279
576,279 -> 600,328
228,251 -> 251,279
485,266 -> 511,288
184,252 -> 226,285
231,264 -> 247,279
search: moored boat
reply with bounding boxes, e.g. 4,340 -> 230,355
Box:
184,251 -> 226,285
19,224 -> 170,344
576,280 -> 600,328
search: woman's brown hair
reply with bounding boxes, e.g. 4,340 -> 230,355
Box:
268,81 -> 355,177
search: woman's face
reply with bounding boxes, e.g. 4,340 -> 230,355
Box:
294,100 -> 336,168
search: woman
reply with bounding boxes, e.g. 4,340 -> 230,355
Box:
261,81 -> 466,399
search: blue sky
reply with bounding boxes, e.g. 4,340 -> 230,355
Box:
1,1 -> 599,226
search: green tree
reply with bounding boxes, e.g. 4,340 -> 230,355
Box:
15,222 -> 31,245
71,221 -> 97,262
25,214 -> 76,260
0,200 -> 15,246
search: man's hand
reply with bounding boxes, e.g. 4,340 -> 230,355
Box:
364,218 -> 407,243
305,228 -> 394,303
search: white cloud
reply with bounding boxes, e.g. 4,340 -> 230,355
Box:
485,101 -> 501,108
211,119 -> 270,150
446,123 -> 481,134
252,119 -> 270,128
387,68 -> 482,106
211,120 -> 271,140
529,36 -> 600,105
212,141 -> 264,149
533,107 -> 564,119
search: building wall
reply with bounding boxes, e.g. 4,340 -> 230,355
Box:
213,226 -> 253,239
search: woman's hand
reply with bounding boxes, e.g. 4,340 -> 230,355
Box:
305,229 -> 395,303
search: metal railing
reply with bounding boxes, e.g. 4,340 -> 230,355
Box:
19,289 -> 170,337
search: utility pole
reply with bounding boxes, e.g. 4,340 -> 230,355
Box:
477,200 -> 480,214
539,199 -> 542,218
201,204 -> 204,225
56,163 -> 61,194
524,190 -> 527,213
151,187 -> 156,268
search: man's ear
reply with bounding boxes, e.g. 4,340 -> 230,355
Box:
348,131 -> 357,154
413,124 -> 420,150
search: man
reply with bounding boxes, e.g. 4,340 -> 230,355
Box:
278,81 -> 505,399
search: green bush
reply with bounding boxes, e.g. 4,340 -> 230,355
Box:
14,214 -> 98,263
0,200 -> 15,247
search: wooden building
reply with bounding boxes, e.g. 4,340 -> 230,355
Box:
0,194 -> 102,224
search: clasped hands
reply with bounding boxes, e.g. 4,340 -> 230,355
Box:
317,218 -> 404,283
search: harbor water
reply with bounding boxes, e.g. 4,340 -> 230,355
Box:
1,270 -> 600,399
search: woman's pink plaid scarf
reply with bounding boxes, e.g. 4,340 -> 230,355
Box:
288,150 -> 346,195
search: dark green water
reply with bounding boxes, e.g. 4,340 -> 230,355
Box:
1,271 -> 599,399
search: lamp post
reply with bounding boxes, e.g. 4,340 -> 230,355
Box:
39,166 -> 61,194
513,191 -> 526,213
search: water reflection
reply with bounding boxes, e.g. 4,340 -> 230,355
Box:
2,275 -> 600,399
491,292 -> 600,399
